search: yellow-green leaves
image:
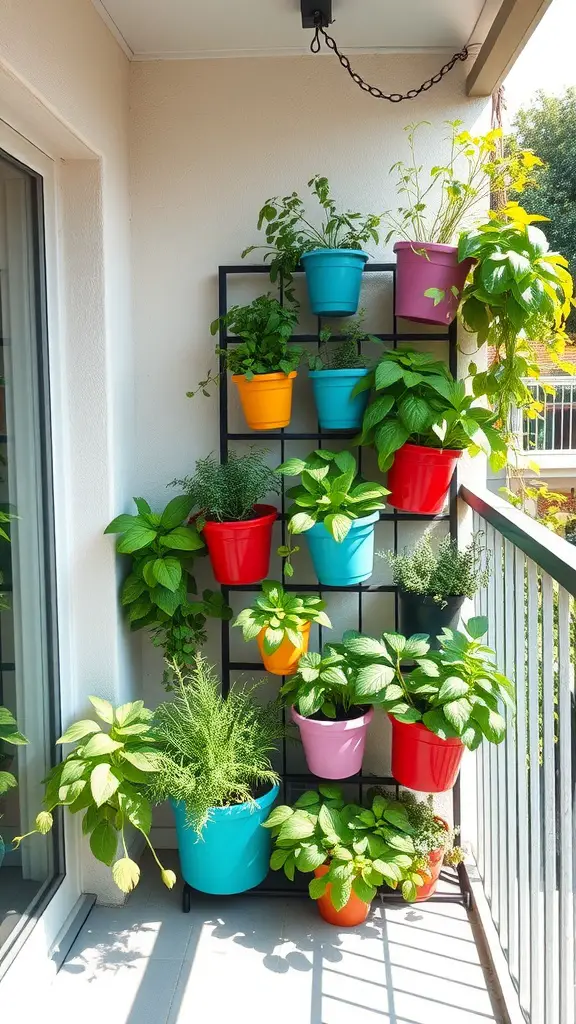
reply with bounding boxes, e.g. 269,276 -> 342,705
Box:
57,720 -> 101,745
35,811 -> 53,834
90,764 -> 121,808
112,857 -> 141,894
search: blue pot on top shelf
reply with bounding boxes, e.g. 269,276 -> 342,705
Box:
304,510 -> 380,587
309,367 -> 371,430
300,249 -> 368,317
171,783 -> 279,895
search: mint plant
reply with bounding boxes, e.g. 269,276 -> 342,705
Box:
280,646 -> 362,719
14,698 -> 174,894
233,580 -> 331,655
105,496 -> 230,687
263,785 -> 427,906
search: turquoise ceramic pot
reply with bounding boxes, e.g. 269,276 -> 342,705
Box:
171,784 -> 279,895
304,511 -> 380,586
300,249 -> 368,316
309,367 -> 371,430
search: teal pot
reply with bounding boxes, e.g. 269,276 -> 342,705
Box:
305,510 -> 380,586
171,783 -> 279,895
309,368 -> 371,430
300,249 -> 368,316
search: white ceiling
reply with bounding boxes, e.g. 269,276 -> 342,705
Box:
92,0 -> 497,60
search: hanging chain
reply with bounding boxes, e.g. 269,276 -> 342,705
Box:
310,13 -> 469,102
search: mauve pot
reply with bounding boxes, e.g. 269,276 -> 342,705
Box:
292,706 -> 374,779
398,592 -> 465,647
393,241 -> 473,326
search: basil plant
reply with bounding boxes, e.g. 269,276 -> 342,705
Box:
233,579 -> 331,655
263,784 -> 428,907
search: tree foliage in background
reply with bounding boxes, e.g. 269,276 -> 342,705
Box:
510,88 -> 576,328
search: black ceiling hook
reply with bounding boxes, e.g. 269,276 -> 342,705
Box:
301,1 -> 332,29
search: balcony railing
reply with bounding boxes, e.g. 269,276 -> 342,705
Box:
460,484 -> 575,1024
513,377 -> 576,453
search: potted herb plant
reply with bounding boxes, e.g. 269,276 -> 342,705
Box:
280,644 -> 384,778
189,295 -> 301,431
308,314 -> 380,430
243,175 -> 382,316
148,657 -> 283,896
173,448 -> 281,585
105,495 -> 230,687
385,122 -> 541,325
458,202 -> 574,440
382,530 -> 490,641
278,450 -> 388,585
340,617 -> 514,792
356,348 -> 506,514
398,793 -> 464,900
263,786 -> 426,925
14,697 -> 175,894
233,579 -> 332,676
0,706 -> 27,869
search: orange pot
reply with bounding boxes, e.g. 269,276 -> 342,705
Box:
414,817 -> 449,902
313,865 -> 371,927
232,372 -> 297,430
257,622 -> 310,676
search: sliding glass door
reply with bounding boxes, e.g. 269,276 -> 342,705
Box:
0,146 -> 62,963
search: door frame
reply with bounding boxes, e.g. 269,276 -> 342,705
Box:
0,118 -> 84,990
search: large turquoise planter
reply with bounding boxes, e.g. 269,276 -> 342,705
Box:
305,510 -> 380,586
171,784 -> 279,895
309,368 -> 371,430
301,249 -> 368,317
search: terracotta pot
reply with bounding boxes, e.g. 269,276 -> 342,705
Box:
313,864 -> 371,926
414,818 -> 450,901
257,622 -> 311,676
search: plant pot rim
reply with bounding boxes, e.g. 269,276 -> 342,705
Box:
400,441 -> 463,460
170,782 -> 279,822
232,371 -> 297,383
399,591 -> 466,605
202,504 -> 278,529
259,620 -> 311,639
301,248 -> 369,260
292,705 -> 374,730
388,714 -> 464,747
307,509 -> 380,535
393,240 -> 458,256
309,367 -> 371,379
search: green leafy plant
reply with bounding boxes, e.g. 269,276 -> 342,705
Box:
398,792 -> 464,866
340,617 -> 514,748
147,657 -> 283,836
458,202 -> 575,440
355,348 -> 507,471
384,121 -> 542,246
243,175 -> 382,301
173,448 -> 281,524
382,530 -> 490,604
233,579 -> 331,655
14,698 -> 173,894
307,312 -> 380,371
0,706 -> 28,854
280,645 -> 359,719
278,449 -> 388,556
105,496 -> 230,688
188,296 -> 301,398
263,785 -> 427,906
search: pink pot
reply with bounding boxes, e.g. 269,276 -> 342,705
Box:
292,706 -> 374,779
394,241 -> 473,326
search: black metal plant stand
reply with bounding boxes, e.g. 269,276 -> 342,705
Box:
181,262 -> 470,912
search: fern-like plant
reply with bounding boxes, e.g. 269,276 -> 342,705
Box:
148,657 -> 284,835
382,531 -> 490,604
172,448 -> 281,524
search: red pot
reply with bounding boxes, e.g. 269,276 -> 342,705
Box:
313,865 -> 371,926
393,241 -> 473,326
387,442 -> 461,515
389,716 -> 464,793
201,504 -> 277,585
414,818 -> 449,901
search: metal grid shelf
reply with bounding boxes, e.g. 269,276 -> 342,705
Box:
214,260 -> 466,906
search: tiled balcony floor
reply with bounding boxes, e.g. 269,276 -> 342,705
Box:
45,852 -> 504,1024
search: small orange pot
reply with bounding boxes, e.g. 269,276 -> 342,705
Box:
257,622 -> 311,676
414,817 -> 449,902
232,371 -> 297,430
313,865 -> 371,927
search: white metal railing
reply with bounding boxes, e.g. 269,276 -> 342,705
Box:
461,485 -> 575,1024
513,377 -> 576,453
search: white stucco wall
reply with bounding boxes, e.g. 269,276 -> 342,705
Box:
129,54 -> 490,842
0,0 -> 136,907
